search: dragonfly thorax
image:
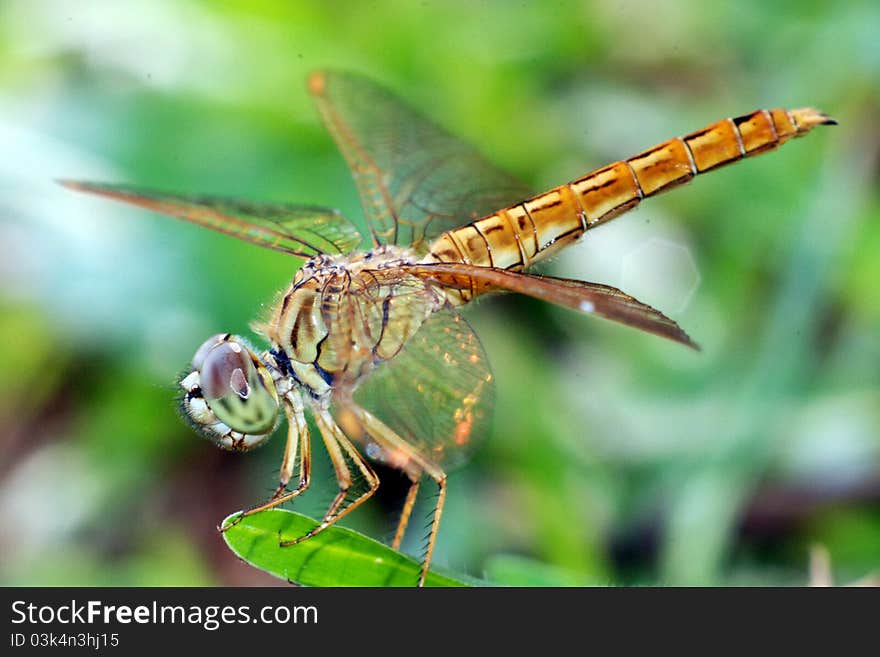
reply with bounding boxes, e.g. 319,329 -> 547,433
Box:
260,245 -> 446,401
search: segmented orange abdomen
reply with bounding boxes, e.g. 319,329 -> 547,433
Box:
425,107 -> 833,301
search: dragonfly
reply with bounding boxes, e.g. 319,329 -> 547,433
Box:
61,71 -> 834,586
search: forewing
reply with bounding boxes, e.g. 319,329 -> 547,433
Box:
353,310 -> 494,470
308,70 -> 531,251
405,262 -> 699,350
60,181 -> 363,257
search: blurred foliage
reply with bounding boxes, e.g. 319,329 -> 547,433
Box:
0,0 -> 877,586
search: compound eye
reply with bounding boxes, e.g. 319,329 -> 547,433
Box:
199,339 -> 279,434
192,333 -> 227,370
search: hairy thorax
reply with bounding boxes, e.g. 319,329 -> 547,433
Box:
258,245 -> 446,402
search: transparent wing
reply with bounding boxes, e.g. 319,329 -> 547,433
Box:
308,70 -> 531,251
353,310 -> 494,470
60,180 -> 363,257
404,262 -> 699,350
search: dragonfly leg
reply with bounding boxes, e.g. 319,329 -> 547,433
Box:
423,475 -> 447,588
334,402 -> 423,552
280,407 -> 379,546
350,405 -> 447,587
391,477 -> 421,552
222,392 -> 311,530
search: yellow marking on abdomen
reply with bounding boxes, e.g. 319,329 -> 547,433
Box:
570,161 -> 642,227
626,137 -> 696,196
522,184 -> 587,258
425,106 -> 833,278
472,212 -> 523,270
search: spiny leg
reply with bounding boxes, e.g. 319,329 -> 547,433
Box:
281,407 -> 379,546
423,476 -> 447,588
392,476 -> 421,552
353,405 -> 446,587
268,391 -> 312,503
222,392 -> 311,530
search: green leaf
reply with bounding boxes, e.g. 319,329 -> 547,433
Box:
221,509 -> 478,587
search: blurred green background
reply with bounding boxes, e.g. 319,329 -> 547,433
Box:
1,0 -> 878,586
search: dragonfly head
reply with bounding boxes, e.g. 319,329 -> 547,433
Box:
179,333 -> 281,451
